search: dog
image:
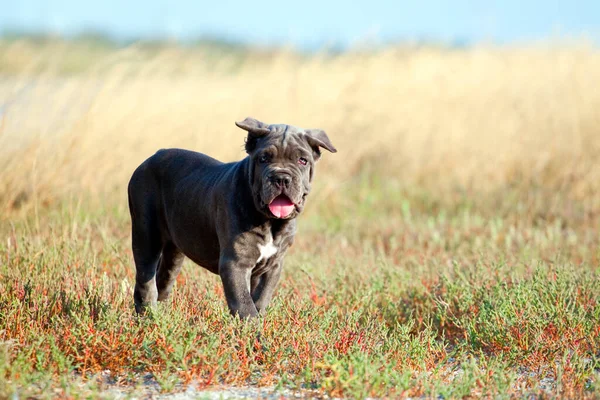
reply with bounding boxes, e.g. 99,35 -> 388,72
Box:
127,117 -> 336,318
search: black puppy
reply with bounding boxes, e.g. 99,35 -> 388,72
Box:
128,118 -> 336,318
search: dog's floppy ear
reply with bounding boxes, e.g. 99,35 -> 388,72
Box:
235,117 -> 271,136
236,117 -> 271,153
304,129 -> 337,160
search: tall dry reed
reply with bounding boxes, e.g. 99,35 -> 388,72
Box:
1,40 -> 599,217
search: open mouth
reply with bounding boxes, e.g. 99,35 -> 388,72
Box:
268,194 -> 295,218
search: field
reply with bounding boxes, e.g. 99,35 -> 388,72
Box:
0,38 -> 599,398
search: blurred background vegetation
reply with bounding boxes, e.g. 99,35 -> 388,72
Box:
1,34 -> 599,227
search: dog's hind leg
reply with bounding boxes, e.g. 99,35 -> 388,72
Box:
129,172 -> 163,314
156,241 -> 185,301
131,217 -> 162,314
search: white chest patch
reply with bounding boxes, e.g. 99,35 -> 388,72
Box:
257,236 -> 278,263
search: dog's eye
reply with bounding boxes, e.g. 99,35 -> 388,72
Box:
298,157 -> 308,166
259,155 -> 270,163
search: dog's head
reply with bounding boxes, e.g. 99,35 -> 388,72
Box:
236,117 -> 336,220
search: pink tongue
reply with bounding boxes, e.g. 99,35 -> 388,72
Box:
269,195 -> 295,218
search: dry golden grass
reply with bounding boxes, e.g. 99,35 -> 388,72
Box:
1,40 -> 600,217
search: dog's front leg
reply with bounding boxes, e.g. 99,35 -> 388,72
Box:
219,255 -> 259,318
251,263 -> 282,314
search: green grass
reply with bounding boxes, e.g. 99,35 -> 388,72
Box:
1,179 -> 598,399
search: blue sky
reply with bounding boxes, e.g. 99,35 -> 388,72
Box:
2,1 -> 599,48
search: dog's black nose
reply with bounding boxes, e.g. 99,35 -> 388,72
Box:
270,173 -> 291,189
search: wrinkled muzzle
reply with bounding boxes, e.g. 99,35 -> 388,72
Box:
260,169 -> 304,219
